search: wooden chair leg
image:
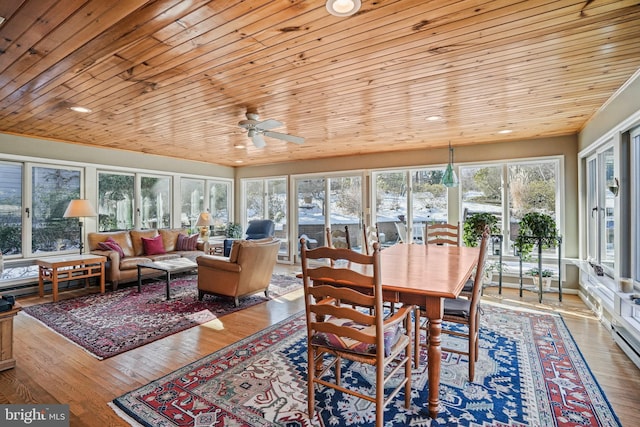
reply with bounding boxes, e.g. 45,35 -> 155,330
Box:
307,346 -> 315,419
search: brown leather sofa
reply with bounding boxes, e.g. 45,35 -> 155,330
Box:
88,228 -> 208,290
196,238 -> 280,306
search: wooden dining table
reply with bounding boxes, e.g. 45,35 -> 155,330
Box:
375,243 -> 480,419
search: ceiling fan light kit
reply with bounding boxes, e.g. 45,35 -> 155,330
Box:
237,111 -> 305,148
326,0 -> 361,17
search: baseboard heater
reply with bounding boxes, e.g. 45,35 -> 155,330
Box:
612,324 -> 640,369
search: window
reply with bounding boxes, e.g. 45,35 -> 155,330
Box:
243,177 -> 288,257
181,178 -> 205,230
585,145 -> 616,274
632,133 -> 640,283
140,175 -> 171,229
373,168 -> 447,244
98,172 -> 134,231
508,161 -> 558,256
460,165 -> 502,228
209,180 -> 231,236
0,161 -> 23,256
295,174 -> 363,254
31,165 -> 81,254
459,159 -> 560,258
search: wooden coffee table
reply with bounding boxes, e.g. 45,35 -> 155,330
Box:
37,254 -> 106,302
137,258 -> 198,300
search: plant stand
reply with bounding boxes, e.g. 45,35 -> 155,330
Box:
481,234 -> 504,295
518,235 -> 562,303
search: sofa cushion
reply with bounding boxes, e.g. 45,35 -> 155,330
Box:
176,233 -> 199,251
130,229 -> 158,256
142,235 -> 166,255
98,237 -> 125,258
159,228 -> 187,252
120,256 -> 152,271
89,231 -> 134,257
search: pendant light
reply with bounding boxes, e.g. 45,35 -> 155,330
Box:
442,141 -> 459,187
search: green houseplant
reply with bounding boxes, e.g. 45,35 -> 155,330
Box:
527,267 -> 554,290
463,212 -> 500,247
515,212 -> 558,259
226,222 -> 243,239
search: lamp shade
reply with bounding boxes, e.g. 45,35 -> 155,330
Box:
195,212 -> 214,227
63,199 -> 98,218
326,0 -> 361,17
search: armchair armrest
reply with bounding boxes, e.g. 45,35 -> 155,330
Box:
197,240 -> 209,253
196,255 -> 241,273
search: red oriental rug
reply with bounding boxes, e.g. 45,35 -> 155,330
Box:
110,303 -> 621,426
22,273 -> 301,360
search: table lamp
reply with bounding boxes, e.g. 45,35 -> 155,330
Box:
63,199 -> 98,254
195,211 -> 214,240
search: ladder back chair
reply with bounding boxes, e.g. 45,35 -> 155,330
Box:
363,224 -> 380,255
424,222 -> 461,246
414,226 -> 490,382
326,225 -> 352,249
300,239 -> 414,427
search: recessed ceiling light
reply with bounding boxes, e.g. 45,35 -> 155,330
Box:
326,0 -> 361,17
498,129 -> 512,134
234,144 -> 246,149
426,115 -> 442,121
70,106 -> 92,113
235,160 -> 244,164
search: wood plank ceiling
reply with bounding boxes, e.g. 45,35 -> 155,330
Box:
1,0 -> 639,167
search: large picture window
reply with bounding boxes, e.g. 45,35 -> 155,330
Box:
373,168 -> 447,244
98,172 -> 134,231
140,175 -> 171,229
31,165 -> 81,254
0,161 -> 23,256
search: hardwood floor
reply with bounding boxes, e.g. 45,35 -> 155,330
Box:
1,266 -> 639,426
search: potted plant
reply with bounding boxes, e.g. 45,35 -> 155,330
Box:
528,267 -> 553,290
463,212 -> 500,247
514,212 -> 558,260
483,260 -> 509,285
226,222 -> 243,239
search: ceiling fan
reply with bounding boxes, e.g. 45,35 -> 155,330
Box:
238,112 -> 305,148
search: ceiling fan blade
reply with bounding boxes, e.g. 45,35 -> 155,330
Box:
257,119 -> 283,130
263,130 -> 305,144
252,132 -> 266,148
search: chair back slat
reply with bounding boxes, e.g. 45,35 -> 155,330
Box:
308,284 -> 376,309
326,225 -> 352,249
311,317 -> 377,345
469,226 -> 491,306
425,222 -> 461,246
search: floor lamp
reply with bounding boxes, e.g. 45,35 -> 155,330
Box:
63,199 -> 98,254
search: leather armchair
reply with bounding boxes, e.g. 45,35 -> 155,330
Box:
196,238 -> 280,306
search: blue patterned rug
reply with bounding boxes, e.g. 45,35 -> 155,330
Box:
111,303 -> 621,426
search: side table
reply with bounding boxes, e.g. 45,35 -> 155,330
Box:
37,254 -> 106,302
0,302 -> 21,371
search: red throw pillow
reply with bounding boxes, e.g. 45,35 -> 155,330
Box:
98,237 -> 125,258
176,233 -> 199,251
142,235 -> 166,255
